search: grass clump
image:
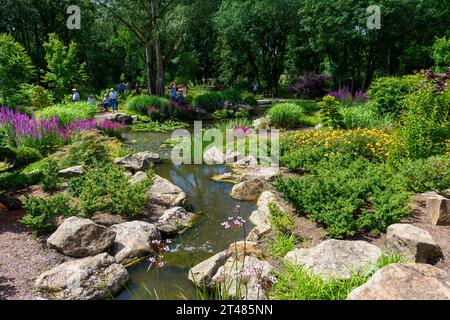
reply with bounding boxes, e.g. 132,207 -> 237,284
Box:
37,102 -> 97,126
271,253 -> 406,300
268,103 -> 304,129
127,95 -> 170,116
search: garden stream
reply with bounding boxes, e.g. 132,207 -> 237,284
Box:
116,130 -> 256,300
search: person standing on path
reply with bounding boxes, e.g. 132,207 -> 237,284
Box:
72,88 -> 81,103
109,88 -> 118,113
168,82 -> 177,101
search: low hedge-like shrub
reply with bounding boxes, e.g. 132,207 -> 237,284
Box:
268,103 -> 304,128
367,75 -> 421,118
38,102 -> 97,126
126,95 -> 170,115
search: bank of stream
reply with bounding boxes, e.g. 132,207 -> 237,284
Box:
116,130 -> 257,300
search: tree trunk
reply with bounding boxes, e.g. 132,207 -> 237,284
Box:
150,0 -> 165,97
145,44 -> 156,94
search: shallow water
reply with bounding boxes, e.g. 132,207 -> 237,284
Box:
117,132 -> 256,300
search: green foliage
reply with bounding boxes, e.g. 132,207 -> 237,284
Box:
397,156 -> 450,193
272,263 -> 368,300
269,234 -> 296,258
42,33 -> 88,102
20,194 -> 76,233
38,102 -> 96,126
367,75 -> 422,118
0,33 -> 35,104
68,163 -> 152,218
213,109 -> 234,120
320,96 -> 344,129
126,95 -> 170,116
132,120 -> 188,132
29,85 -> 53,109
269,203 -> 295,236
222,88 -> 242,104
395,84 -> 450,160
433,37 -> 450,73
243,96 -> 258,106
272,253 -> 405,300
341,103 -> 395,129
40,158 -> 59,192
192,91 -> 224,112
268,103 -> 304,128
0,170 -> 43,193
10,146 -> 42,170
58,131 -> 125,168
276,157 -> 412,239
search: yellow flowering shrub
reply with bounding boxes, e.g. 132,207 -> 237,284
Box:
281,128 -> 394,171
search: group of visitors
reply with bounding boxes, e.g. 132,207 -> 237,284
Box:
99,88 -> 119,113
168,82 -> 187,106
71,86 -> 121,114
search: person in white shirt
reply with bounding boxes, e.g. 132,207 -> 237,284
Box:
72,88 -> 81,102
109,88 -> 118,113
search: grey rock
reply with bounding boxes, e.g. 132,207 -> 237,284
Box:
284,240 -> 382,280
147,175 -> 187,207
348,263 -> 450,300
58,166 -> 84,178
35,253 -> 128,300
155,207 -> 196,236
110,221 -> 161,265
386,224 -> 442,264
47,217 -> 116,258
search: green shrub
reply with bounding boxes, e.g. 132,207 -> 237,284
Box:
341,103 -> 395,129
243,96 -> 258,106
222,88 -> 242,105
0,171 -> 43,192
58,131 -> 125,168
268,103 -> 304,128
126,95 -> 170,116
395,84 -> 450,160
269,203 -> 295,235
40,158 -> 59,191
433,36 -> 450,73
269,234 -> 296,258
213,109 -> 234,120
68,163 -> 152,218
235,110 -> 250,118
397,155 -> 450,193
367,75 -> 421,118
38,102 -> 96,126
192,92 -> 224,112
20,194 -> 76,233
11,146 -> 42,170
276,157 -> 411,238
272,254 -> 404,300
320,96 -> 344,129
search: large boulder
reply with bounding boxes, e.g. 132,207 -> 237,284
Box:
147,175 -> 187,207
155,207 -> 196,236
58,165 -> 84,178
110,221 -> 161,265
284,240 -> 382,280
247,192 -> 280,241
213,256 -> 275,300
47,217 -> 116,258
426,195 -> 450,226
253,117 -> 270,130
241,167 -> 279,183
233,155 -> 258,168
91,213 -> 127,228
189,251 -> 232,289
114,152 -> 160,172
128,171 -> 148,185
386,224 -> 442,264
115,113 -> 133,125
210,172 -> 240,184
230,177 -> 267,201
203,147 -> 226,165
348,263 -> 450,300
35,253 -> 128,300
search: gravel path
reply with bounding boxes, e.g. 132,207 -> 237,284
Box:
0,209 -> 66,300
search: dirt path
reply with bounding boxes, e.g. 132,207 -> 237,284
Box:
0,207 -> 66,300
